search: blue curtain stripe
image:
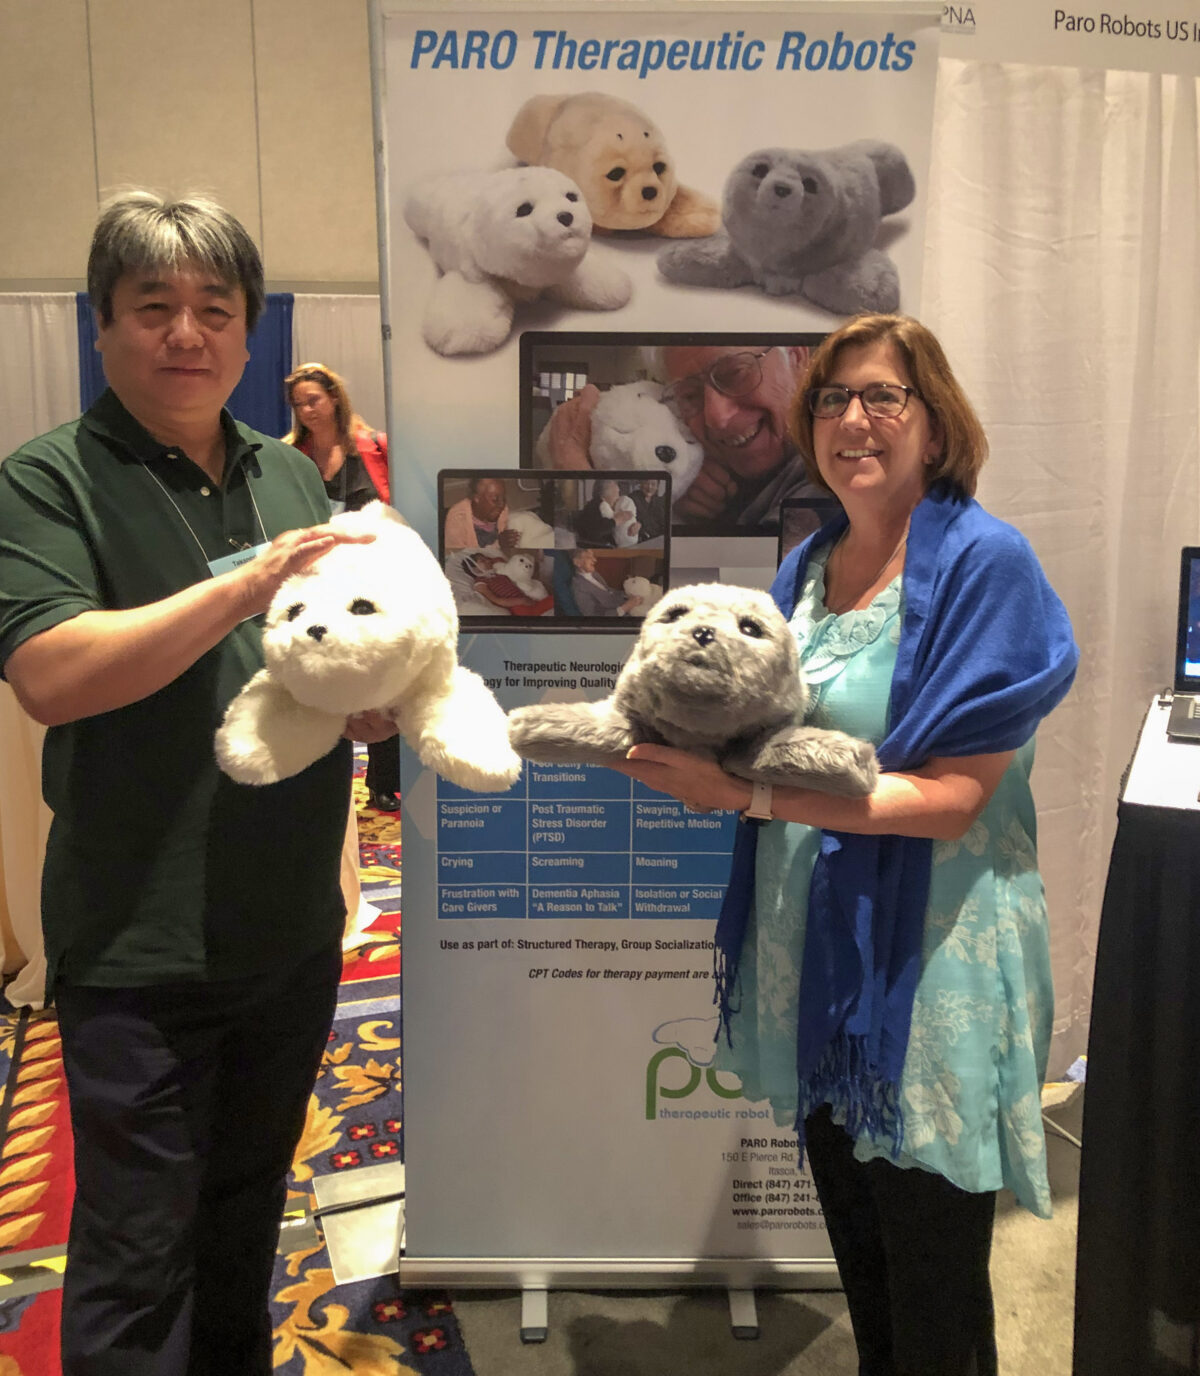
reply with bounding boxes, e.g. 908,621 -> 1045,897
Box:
76,293 -> 295,439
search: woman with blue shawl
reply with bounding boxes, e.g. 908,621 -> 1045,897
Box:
612,316 -> 1078,1376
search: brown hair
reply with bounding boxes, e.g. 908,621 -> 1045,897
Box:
789,314 -> 988,498
282,363 -> 368,453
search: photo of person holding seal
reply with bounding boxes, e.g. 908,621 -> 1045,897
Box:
568,548 -> 640,617
443,475 -> 519,553
536,340 -> 826,531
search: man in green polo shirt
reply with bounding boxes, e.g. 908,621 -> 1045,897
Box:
0,192 -> 395,1376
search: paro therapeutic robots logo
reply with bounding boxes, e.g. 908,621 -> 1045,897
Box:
644,1016 -> 770,1122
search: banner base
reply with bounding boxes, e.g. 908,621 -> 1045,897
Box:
396,1256 -> 841,1290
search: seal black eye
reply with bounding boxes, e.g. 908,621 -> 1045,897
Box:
285,603 -> 304,621
653,162 -> 667,176
738,617 -> 765,638
606,167 -> 625,182
801,177 -> 819,194
752,162 -> 770,179
349,599 -> 378,616
516,202 -> 533,217
565,192 -> 578,202
660,605 -> 688,623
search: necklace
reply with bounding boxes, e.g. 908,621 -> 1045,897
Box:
825,524 -> 909,616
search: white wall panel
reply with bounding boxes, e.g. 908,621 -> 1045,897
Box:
0,0 -> 98,281
89,0 -> 262,247
255,0 -> 379,283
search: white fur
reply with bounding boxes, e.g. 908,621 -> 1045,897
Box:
215,503 -> 522,792
605,494 -> 641,548
591,382 -> 705,500
493,552 -> 548,600
622,575 -> 663,615
534,380 -> 704,503
504,508 -> 555,548
404,166 -> 632,356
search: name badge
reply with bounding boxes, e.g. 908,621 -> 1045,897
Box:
207,540 -> 271,578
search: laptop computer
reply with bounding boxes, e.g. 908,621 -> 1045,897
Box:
1166,546 -> 1200,740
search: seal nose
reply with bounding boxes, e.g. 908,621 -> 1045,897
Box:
692,626 -> 716,648
773,182 -> 792,198
641,186 -> 658,201
306,625 -> 327,642
557,211 -> 574,227
654,445 -> 677,464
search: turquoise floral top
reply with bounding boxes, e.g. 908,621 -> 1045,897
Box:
717,543 -> 1054,1217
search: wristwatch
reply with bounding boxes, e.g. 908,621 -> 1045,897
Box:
740,780 -> 774,824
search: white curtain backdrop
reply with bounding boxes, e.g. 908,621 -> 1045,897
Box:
0,293 -> 78,1007
923,63 -> 1200,1074
292,293 -> 387,437
0,294 -> 81,459
2,70 -> 1198,1069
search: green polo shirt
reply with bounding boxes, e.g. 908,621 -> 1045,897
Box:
0,389 -> 352,992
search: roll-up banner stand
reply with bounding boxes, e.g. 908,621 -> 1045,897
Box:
370,0 -> 939,1296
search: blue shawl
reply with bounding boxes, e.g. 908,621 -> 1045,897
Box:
713,484 -> 1079,1151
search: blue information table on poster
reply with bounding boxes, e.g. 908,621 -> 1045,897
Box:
436,763 -> 737,921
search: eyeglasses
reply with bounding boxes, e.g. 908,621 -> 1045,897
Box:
807,383 -> 920,420
661,350 -> 775,418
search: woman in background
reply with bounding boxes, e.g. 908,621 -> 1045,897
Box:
284,363 -> 399,812
284,362 -> 389,513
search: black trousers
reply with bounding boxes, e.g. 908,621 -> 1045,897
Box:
55,939 -> 342,1376
364,734 -> 400,800
805,1105 -> 999,1376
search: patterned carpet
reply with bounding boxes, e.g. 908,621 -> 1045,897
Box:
0,771 -> 475,1375
267,995 -> 472,1376
342,768 -> 403,986
0,1010 -> 71,1373
0,1012 -> 72,1259
0,1009 -> 71,1373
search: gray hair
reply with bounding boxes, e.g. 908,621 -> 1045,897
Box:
88,191 -> 265,331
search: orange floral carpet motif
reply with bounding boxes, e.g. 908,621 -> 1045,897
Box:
341,769 -> 403,985
268,1007 -> 473,1376
0,1009 -> 73,1374
0,1012 -> 72,1258
0,781 -> 475,1375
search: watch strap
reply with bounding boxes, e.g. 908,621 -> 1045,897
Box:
741,780 -> 773,823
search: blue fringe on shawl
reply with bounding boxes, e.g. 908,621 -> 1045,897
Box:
713,485 -> 1079,1158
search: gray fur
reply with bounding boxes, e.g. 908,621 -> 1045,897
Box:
657,140 -> 914,316
507,584 -> 878,797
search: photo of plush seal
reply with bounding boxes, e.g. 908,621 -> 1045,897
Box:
402,165 -> 632,356
507,583 -> 878,796
657,139 -> 914,315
